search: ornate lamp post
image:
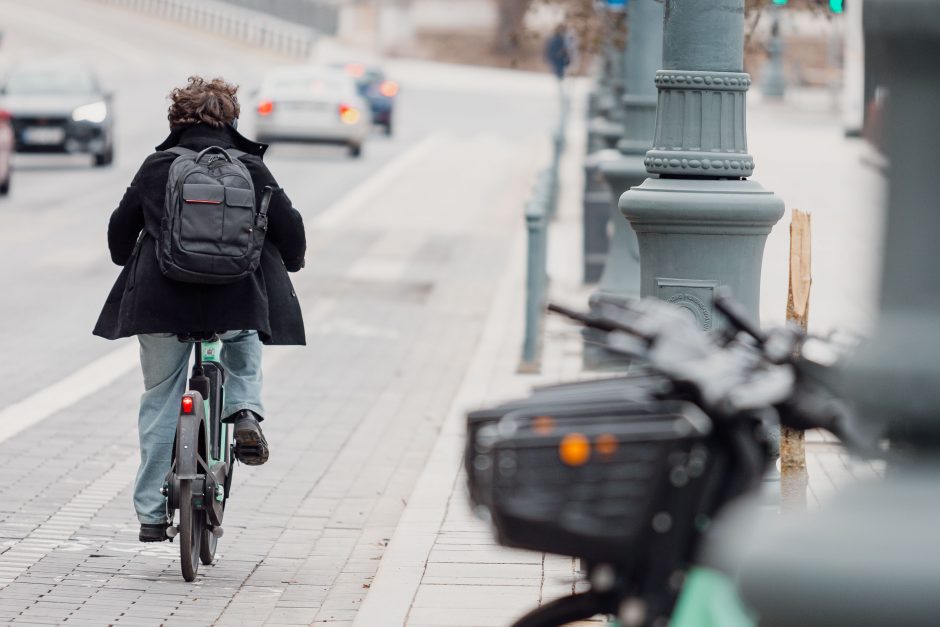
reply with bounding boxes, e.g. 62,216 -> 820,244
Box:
762,3 -> 787,99
584,0 -> 664,369
735,5 -> 940,625
583,4 -> 629,283
620,0 -> 784,329
587,6 -> 629,152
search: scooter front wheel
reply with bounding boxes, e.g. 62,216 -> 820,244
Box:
179,480 -> 203,581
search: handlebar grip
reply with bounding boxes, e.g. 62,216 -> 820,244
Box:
547,303 -> 620,333
713,287 -> 766,343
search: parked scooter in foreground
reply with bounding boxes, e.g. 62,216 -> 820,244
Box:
466,291 -> 877,627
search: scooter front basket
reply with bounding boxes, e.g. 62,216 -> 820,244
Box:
488,401 -> 713,566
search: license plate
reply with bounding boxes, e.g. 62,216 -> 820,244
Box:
22,126 -> 65,145
286,101 -> 328,111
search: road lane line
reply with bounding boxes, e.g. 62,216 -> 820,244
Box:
0,334 -> 316,448
0,341 -> 140,445
311,132 -> 447,229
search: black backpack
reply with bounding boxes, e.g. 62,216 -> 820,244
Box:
157,145 -> 273,284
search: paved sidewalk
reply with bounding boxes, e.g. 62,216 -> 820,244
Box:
355,89 -> 888,626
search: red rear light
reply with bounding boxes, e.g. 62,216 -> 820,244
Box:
257,100 -> 274,116
181,396 -> 194,414
339,104 -> 360,125
345,63 -> 365,78
379,81 -> 399,98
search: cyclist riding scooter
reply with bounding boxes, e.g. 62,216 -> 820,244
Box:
93,76 -> 307,543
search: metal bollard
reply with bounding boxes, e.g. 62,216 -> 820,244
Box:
546,110 -> 565,220
520,184 -> 549,372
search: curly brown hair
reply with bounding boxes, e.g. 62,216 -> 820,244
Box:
167,76 -> 240,128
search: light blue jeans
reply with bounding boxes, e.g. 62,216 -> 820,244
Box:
135,330 -> 264,524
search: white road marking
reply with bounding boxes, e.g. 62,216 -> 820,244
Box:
0,300 -> 335,442
0,341 -> 140,445
311,133 -> 447,229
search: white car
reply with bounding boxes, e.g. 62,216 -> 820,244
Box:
254,66 -> 371,158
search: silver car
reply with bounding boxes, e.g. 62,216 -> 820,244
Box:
254,66 -> 371,158
0,61 -> 114,167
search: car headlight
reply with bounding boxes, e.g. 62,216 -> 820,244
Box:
72,101 -> 108,124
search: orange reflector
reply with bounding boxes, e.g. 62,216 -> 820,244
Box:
532,415 -> 555,435
595,433 -> 619,457
181,396 -> 194,414
559,433 -> 591,466
339,104 -> 360,125
379,80 -> 399,97
258,100 -> 274,116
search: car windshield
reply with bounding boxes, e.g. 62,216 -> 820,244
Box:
5,67 -> 97,96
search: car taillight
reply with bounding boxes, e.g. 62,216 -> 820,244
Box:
0,110 -> 10,123
258,100 -> 274,116
379,81 -> 399,98
345,63 -> 365,78
339,104 -> 360,125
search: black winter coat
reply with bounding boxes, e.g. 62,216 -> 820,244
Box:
93,124 -> 307,345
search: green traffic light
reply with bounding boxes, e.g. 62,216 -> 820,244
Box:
829,0 -> 844,12
772,0 -> 787,5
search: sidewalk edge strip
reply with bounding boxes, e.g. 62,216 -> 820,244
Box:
351,225 -> 528,627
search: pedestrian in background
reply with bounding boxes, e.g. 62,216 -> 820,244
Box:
545,24 -> 572,82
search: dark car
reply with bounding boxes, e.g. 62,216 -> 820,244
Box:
0,61 -> 114,166
0,108 -> 12,195
341,63 -> 398,135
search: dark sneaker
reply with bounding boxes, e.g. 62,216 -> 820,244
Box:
231,410 -> 269,466
139,522 -> 169,543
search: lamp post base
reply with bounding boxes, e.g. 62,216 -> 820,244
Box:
582,155 -> 648,371
621,177 -> 784,329
582,149 -> 621,284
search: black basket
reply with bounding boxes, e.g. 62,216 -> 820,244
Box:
488,401 -> 714,567
465,374 -> 669,510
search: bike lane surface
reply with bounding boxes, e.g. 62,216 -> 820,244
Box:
0,116 -> 552,627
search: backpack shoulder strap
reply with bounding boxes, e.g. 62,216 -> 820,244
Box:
259,185 -> 279,217
226,148 -> 247,159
